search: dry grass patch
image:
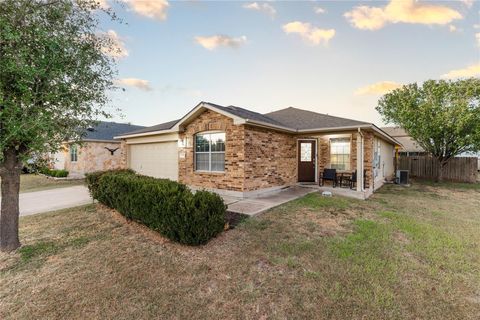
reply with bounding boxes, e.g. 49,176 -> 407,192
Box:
0,174 -> 85,193
0,181 -> 479,319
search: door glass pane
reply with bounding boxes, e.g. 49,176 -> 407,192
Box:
300,143 -> 312,162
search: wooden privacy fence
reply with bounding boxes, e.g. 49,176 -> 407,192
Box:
397,156 -> 478,183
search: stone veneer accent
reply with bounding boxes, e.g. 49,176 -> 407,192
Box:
62,141 -> 127,175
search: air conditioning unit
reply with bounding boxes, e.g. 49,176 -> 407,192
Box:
396,170 -> 409,185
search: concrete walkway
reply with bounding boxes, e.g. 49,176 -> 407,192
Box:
224,186 -> 317,216
0,186 -> 92,217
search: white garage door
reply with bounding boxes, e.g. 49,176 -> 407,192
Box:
128,142 -> 178,181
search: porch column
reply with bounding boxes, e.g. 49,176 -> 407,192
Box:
356,131 -> 363,192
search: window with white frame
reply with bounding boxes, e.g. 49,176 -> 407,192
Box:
330,138 -> 350,170
195,132 -> 225,172
70,144 -> 78,162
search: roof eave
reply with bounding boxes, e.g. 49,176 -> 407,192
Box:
114,128 -> 178,139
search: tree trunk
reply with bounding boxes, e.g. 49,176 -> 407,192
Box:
0,148 -> 22,252
435,158 -> 447,183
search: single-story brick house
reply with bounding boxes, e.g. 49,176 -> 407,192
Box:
116,102 -> 400,198
50,121 -> 145,177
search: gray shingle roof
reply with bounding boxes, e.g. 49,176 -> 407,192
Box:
206,102 -> 286,127
83,121 -> 145,141
264,107 -> 369,130
117,103 -> 373,138
120,119 -> 179,136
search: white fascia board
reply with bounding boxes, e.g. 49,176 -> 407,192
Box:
114,129 -> 178,140
296,124 -> 372,134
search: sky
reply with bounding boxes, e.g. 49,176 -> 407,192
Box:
98,0 -> 480,127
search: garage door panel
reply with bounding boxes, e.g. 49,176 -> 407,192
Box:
129,142 -> 178,181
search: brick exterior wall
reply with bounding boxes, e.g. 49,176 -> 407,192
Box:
176,108 -> 377,193
178,110 -> 246,191
363,131 -> 374,189
244,126 -> 297,191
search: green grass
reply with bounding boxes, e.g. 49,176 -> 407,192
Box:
1,182 -> 480,319
291,192 -> 351,210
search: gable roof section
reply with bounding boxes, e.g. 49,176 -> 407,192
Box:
381,127 -> 424,152
115,101 -> 400,145
265,107 -> 369,130
120,119 -> 179,136
82,121 -> 145,142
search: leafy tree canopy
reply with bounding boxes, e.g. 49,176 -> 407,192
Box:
0,0 -> 120,251
376,78 -> 480,163
0,0 -> 119,164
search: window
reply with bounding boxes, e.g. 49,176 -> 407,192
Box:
70,145 -> 78,162
330,138 -> 350,170
195,132 -> 225,172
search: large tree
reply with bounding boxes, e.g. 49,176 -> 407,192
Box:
376,78 -> 480,182
0,0 -> 119,251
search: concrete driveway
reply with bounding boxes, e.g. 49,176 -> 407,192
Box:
0,186 -> 92,217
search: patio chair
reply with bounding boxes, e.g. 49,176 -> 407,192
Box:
319,168 -> 337,187
341,170 -> 357,189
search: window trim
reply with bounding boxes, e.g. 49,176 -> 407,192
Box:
329,137 -> 351,171
194,131 -> 226,173
70,144 -> 78,162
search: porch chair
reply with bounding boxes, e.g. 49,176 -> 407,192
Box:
341,170 -> 357,189
319,168 -> 337,187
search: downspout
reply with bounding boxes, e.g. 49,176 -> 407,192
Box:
357,128 -> 364,192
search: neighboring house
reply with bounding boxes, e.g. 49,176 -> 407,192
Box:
116,102 -> 400,199
51,121 -> 145,177
381,127 -> 428,156
382,126 -> 480,170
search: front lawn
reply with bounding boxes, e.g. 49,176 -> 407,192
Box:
1,181 -> 479,319
0,174 -> 84,193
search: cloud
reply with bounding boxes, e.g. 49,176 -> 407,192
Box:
441,63 -> 480,79
461,0 -> 474,8
344,0 -> 462,31
448,25 -> 457,32
124,0 -> 169,21
115,78 -> 153,91
476,33 -> 480,47
474,24 -> 480,29
282,21 -> 335,46
355,81 -> 402,95
243,2 -> 276,17
101,30 -> 128,59
194,35 -> 247,50
314,7 -> 326,14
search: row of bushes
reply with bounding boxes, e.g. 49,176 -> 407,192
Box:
40,168 -> 69,178
86,169 -> 227,245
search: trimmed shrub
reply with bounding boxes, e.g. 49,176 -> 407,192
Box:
86,170 -> 226,245
40,168 -> 69,178
86,169 -> 134,200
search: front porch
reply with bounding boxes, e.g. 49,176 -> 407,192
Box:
297,183 -> 372,200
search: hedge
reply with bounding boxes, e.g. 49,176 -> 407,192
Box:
40,168 -> 69,178
86,170 -> 227,245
